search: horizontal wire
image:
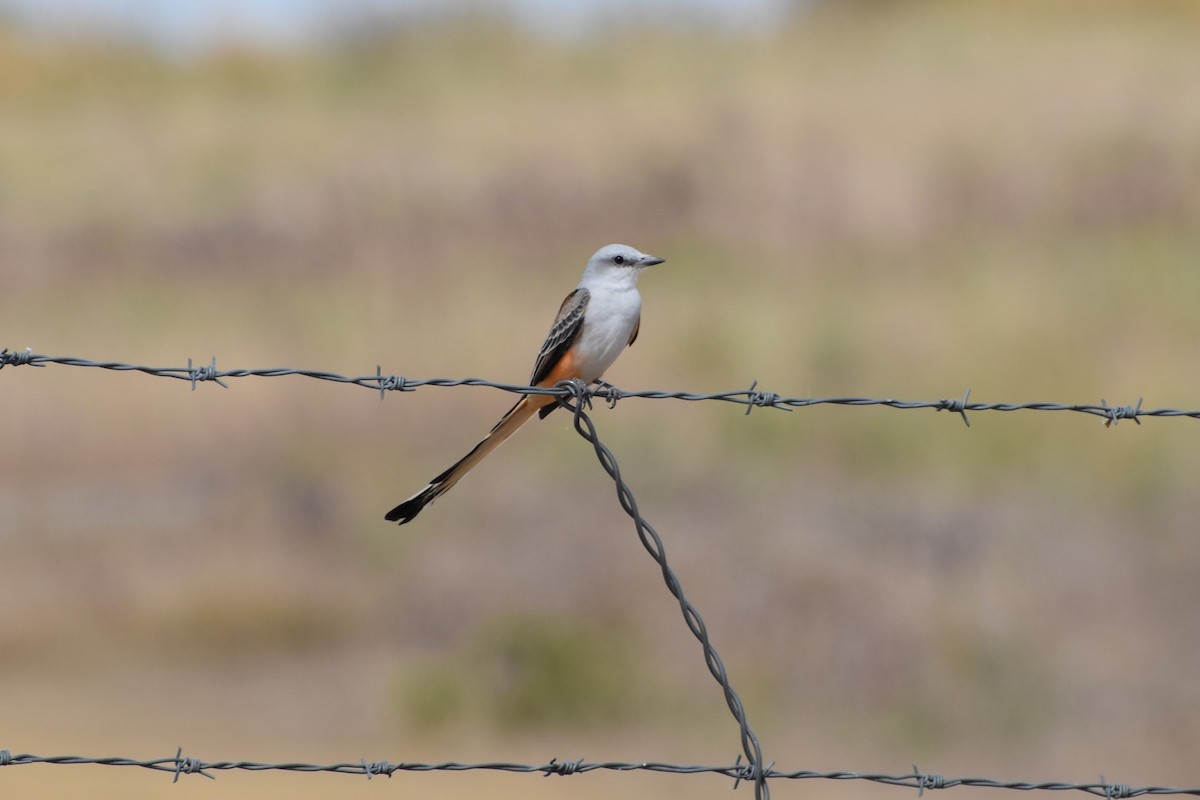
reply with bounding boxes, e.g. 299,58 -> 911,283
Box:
1,349 -> 1185,427
2,749 -> 1196,798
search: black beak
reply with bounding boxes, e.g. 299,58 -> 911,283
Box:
641,255 -> 665,266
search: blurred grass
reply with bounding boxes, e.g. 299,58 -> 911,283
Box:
3,2 -> 1200,798
398,613 -> 653,732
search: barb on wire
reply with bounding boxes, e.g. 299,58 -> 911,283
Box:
915,763 -> 948,796
187,357 -> 227,390
172,746 -> 214,782
744,379 -> 791,416
937,388 -> 973,427
4,349 -> 1198,425
1101,397 -> 1143,428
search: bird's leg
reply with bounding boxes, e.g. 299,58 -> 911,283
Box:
571,378 -> 594,411
591,378 -> 622,408
553,377 -> 593,413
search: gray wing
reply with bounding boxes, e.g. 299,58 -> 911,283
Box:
530,287 -> 589,386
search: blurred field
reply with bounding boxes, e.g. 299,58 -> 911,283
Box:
3,2 -> 1200,798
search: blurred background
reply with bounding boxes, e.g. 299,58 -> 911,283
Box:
2,1 -> 1200,798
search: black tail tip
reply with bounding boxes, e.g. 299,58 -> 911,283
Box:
384,498 -> 422,525
385,487 -> 436,525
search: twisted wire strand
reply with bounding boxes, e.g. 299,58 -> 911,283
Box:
560,382 -> 768,799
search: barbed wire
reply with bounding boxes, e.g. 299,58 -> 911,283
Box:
3,347 -> 1194,427
5,347 -> 1198,797
4,748 -> 1199,798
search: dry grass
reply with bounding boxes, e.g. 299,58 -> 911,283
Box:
3,3 -> 1200,798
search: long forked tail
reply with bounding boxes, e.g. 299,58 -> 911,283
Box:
385,395 -> 547,525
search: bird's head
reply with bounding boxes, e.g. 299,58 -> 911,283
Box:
584,244 -> 665,281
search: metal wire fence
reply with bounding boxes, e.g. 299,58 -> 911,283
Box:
4,347 -> 1199,799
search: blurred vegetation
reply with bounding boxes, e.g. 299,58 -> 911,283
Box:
397,613 -> 652,732
2,3 -> 1200,797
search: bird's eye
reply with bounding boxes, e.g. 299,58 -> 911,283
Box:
613,255 -> 625,264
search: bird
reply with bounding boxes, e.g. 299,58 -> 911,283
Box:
386,243 -> 664,525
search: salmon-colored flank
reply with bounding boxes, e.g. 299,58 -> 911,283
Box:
535,348 -> 580,391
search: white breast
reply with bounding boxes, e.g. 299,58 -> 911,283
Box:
572,284 -> 642,382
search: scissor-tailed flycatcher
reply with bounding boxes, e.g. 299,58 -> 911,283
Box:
386,243 -> 664,525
